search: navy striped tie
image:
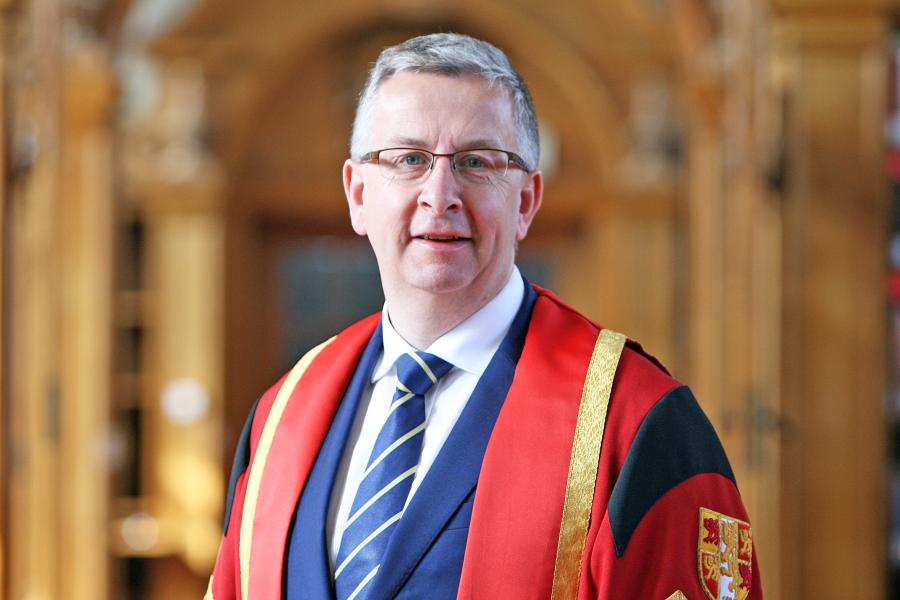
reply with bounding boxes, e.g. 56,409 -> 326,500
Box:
334,351 -> 453,600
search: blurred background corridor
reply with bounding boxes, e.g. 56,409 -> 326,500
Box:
0,0 -> 895,597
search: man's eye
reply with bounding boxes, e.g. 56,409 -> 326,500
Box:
458,155 -> 487,169
399,153 -> 428,167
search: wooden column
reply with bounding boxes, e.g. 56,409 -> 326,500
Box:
57,42 -> 117,600
141,173 -> 225,596
6,0 -> 65,596
774,10 -> 889,599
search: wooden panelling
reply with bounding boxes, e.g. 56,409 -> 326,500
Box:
677,2 -> 782,597
776,15 -> 888,600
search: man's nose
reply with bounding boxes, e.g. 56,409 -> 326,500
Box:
418,155 -> 462,213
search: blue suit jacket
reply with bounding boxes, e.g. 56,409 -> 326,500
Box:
284,283 -> 537,599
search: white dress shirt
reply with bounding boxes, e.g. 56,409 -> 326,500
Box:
326,267 -> 525,568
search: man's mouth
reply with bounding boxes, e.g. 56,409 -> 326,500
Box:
417,234 -> 469,241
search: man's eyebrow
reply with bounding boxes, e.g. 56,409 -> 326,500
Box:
388,137 -> 429,148
458,139 -> 504,150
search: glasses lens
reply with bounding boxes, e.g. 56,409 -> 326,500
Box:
453,150 -> 509,184
376,149 -> 432,181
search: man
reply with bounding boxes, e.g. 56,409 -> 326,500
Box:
207,33 -> 761,600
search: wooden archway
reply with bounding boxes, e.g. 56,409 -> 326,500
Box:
224,0 -> 628,196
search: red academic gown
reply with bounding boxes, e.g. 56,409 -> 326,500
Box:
207,287 -> 762,600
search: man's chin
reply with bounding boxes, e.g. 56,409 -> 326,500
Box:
409,277 -> 473,296
401,267 -> 477,297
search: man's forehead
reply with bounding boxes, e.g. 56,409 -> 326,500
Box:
371,72 -> 517,147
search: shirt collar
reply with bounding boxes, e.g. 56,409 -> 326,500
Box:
373,267 -> 525,382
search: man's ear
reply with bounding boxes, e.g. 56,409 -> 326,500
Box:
515,170 -> 543,241
343,159 -> 367,236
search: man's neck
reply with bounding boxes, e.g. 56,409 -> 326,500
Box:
384,276 -> 511,350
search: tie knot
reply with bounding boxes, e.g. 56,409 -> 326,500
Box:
395,351 -> 454,396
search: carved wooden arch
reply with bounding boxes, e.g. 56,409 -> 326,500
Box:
227,0 -> 628,191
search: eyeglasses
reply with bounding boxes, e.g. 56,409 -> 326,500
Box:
359,147 -> 531,185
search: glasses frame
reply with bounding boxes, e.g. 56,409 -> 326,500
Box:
358,147 -> 533,179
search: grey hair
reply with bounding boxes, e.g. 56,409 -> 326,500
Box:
350,33 -> 540,171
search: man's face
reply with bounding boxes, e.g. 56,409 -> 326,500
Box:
343,72 -> 543,307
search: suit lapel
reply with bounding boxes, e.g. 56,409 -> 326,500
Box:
285,323 -> 384,599
369,283 -> 537,600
